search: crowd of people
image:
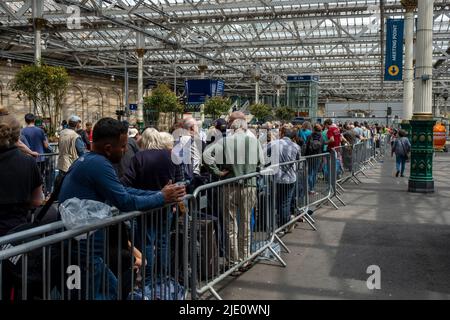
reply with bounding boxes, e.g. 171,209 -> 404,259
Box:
0,105 -> 394,300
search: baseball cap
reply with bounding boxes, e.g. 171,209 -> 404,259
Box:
214,118 -> 227,130
69,115 -> 81,123
128,128 -> 139,138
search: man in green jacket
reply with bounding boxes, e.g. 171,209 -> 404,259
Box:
203,113 -> 265,267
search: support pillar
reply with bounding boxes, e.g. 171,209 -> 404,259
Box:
32,0 -> 45,65
400,0 -> 417,137
254,65 -> 261,104
255,80 -> 260,104
408,0 -> 435,193
136,48 -> 145,130
276,89 -> 280,108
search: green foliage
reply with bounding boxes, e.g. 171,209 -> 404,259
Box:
249,103 -> 273,121
12,63 -> 69,136
144,83 -> 182,113
204,96 -> 232,119
274,106 -> 296,121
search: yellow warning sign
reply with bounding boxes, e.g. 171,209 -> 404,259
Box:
388,65 -> 400,76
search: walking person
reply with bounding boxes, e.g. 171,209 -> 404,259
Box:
391,129 -> 411,177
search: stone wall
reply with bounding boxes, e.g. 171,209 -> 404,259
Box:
0,63 -> 137,126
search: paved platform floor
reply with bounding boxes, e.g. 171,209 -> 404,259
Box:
213,152 -> 450,300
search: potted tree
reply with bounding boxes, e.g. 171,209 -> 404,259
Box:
12,62 -> 69,139
274,106 -> 296,122
204,96 -> 232,120
249,103 -> 273,123
144,83 -> 182,131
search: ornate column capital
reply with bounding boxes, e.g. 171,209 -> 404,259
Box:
135,49 -> 146,58
401,0 -> 417,12
29,17 -> 48,29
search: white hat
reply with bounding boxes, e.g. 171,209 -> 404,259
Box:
68,115 -> 81,123
128,128 -> 139,138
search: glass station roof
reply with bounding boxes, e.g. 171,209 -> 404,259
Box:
1,0 -> 449,100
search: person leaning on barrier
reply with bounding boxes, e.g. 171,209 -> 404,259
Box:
58,117 -> 185,217
57,117 -> 186,300
203,117 -> 265,269
0,107 -> 44,237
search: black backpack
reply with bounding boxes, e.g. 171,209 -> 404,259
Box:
306,134 -> 323,155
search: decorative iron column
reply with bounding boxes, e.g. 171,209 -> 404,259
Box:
275,76 -> 282,108
400,0 -> 417,137
254,65 -> 261,104
136,48 -> 145,128
32,0 -> 45,66
408,0 -> 435,193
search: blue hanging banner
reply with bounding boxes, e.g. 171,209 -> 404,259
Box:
384,19 -> 404,81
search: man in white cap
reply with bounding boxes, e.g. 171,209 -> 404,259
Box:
56,115 -> 86,183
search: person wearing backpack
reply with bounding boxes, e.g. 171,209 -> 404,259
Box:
391,129 -> 411,177
297,121 -> 312,156
305,124 -> 324,195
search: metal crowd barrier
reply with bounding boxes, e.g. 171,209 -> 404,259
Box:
1,138 -> 390,301
1,202 -> 190,301
189,170 -> 286,300
333,135 -> 390,193
188,154 -> 340,300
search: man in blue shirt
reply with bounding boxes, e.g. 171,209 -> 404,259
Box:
58,117 -> 185,300
21,113 -> 49,163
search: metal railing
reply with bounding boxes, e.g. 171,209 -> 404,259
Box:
1,202 -> 190,301
1,137 -> 389,301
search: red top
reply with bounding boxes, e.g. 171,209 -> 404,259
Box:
327,125 -> 341,151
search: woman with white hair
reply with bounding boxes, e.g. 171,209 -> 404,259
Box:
121,128 -> 182,297
0,108 -> 43,236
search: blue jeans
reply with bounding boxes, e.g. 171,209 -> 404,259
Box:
308,167 -> 318,191
135,208 -> 173,288
76,231 -> 118,300
276,183 -> 295,226
396,155 -> 407,175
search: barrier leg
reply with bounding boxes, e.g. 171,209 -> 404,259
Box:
327,197 -> 339,210
359,170 -> 370,179
334,194 -> 346,206
273,234 -> 291,254
267,246 -> 287,267
336,182 -> 346,192
302,215 -> 317,231
209,287 -> 222,300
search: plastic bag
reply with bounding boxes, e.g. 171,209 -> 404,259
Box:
59,198 -> 112,240
127,280 -> 185,300
251,240 -> 281,261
